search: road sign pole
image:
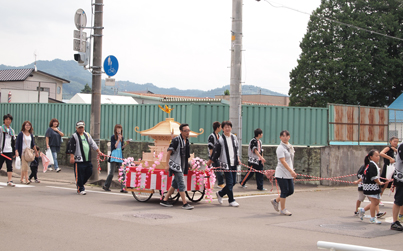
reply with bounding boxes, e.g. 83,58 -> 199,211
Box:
90,0 -> 103,181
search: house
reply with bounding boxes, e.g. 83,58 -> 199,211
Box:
122,92 -> 223,104
389,93 -> 403,139
0,68 -> 69,103
120,91 -> 288,106
215,94 -> 289,106
67,93 -> 138,104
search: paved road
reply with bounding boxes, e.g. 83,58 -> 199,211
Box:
0,166 -> 401,251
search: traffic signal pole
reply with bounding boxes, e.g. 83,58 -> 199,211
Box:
90,0 -> 103,181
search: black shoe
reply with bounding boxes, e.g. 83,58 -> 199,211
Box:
102,186 -> 111,192
160,200 -> 173,207
120,189 -> 128,193
391,221 -> 403,231
377,212 -> 386,218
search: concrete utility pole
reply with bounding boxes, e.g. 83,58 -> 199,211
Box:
230,0 -> 243,157
90,0 -> 103,181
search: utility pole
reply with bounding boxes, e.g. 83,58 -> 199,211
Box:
230,0 -> 243,163
90,0 -> 103,181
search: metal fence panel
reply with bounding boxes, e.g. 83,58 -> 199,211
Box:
0,103 -> 327,146
0,103 -> 91,138
242,105 -> 328,146
328,104 -> 388,143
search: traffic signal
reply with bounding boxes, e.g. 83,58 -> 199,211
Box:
74,42 -> 90,67
74,52 -> 86,66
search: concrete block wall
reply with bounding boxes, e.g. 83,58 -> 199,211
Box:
320,145 -> 385,186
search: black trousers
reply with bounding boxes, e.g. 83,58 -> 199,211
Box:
240,162 -> 264,190
74,162 -> 93,192
29,166 -> 38,180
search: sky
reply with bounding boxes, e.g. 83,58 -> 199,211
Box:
0,0 -> 322,95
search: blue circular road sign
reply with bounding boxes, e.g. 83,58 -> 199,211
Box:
103,55 -> 119,77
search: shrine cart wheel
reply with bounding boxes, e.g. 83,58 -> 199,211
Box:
185,188 -> 205,202
132,190 -> 153,202
159,189 -> 180,204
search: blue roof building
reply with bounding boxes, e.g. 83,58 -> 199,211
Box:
389,93 -> 403,123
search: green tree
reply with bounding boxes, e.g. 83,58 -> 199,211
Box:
224,89 -> 230,95
289,0 -> 403,107
80,83 -> 92,94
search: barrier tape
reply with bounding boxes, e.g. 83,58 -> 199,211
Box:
97,153 -> 394,194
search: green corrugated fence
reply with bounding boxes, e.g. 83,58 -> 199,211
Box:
0,103 -> 328,146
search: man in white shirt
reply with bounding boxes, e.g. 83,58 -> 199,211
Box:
207,121 -> 241,207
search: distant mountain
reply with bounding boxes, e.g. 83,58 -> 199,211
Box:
0,59 -> 288,99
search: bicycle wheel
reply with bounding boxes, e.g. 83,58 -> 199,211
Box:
132,190 -> 153,202
159,189 -> 180,204
185,189 -> 205,202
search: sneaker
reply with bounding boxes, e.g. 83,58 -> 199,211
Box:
35,179 -> 40,183
370,217 -> 381,224
271,199 -> 279,212
240,183 -> 247,188
258,188 -> 267,191
391,221 -> 403,231
120,189 -> 128,193
358,207 -> 365,221
48,168 -> 53,171
7,181 -> 15,187
56,168 -> 61,173
78,191 -> 86,195
399,214 -> 403,222
379,201 -> 384,207
354,211 -> 359,216
182,203 -> 194,210
216,191 -> 223,204
280,209 -> 292,216
102,186 -> 111,192
160,200 -> 173,207
218,184 -> 225,188
229,201 -> 239,207
377,212 -> 386,218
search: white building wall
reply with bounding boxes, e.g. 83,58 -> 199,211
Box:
1,89 -> 48,103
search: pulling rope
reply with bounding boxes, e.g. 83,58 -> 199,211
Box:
97,153 -> 394,195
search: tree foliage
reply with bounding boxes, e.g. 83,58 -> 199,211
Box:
80,83 -> 92,94
224,89 -> 230,95
289,0 -> 403,107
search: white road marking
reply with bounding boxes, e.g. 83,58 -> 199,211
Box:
0,182 -> 35,188
46,186 -> 132,196
363,199 -> 394,204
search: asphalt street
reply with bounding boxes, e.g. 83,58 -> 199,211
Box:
0,165 -> 401,251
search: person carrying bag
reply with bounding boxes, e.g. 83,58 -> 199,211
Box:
15,121 -> 37,184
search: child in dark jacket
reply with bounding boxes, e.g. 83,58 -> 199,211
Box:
357,149 -> 389,224
29,146 -> 41,183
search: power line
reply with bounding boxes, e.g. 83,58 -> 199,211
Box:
263,0 -> 403,42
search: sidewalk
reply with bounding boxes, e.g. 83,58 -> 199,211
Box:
3,164 -> 344,196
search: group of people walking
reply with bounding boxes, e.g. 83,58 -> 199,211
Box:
352,137 -> 403,231
0,114 -> 64,186
158,120 -> 296,213
4,113 -> 402,232
0,114 -> 99,195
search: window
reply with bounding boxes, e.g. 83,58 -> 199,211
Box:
57,86 -> 61,94
36,87 -> 50,96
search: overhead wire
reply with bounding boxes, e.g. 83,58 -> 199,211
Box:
263,0 -> 403,42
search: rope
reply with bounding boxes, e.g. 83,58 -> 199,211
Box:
97,153 -> 394,193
